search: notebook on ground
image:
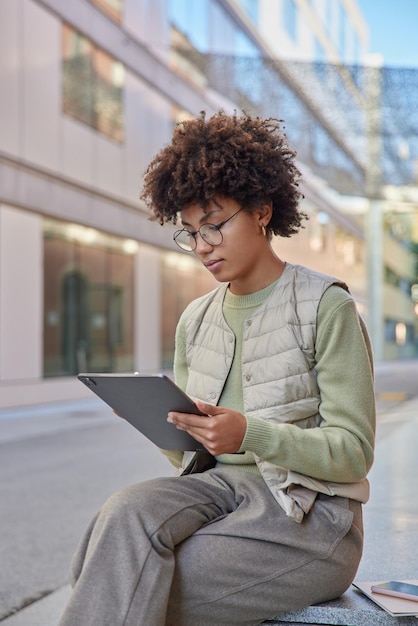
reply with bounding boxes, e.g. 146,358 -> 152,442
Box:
352,580 -> 418,617
78,373 -> 205,451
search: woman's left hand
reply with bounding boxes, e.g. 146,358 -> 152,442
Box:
167,400 -> 247,456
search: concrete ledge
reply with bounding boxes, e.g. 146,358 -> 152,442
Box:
3,585 -> 418,625
263,588 -> 418,625
1,586 -> 72,626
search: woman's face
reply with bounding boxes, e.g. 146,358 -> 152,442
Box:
179,198 -> 272,295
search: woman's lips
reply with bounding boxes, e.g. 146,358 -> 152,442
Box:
205,259 -> 224,272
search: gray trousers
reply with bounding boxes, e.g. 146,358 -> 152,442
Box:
59,468 -> 363,626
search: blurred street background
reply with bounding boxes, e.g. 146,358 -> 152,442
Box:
1,0 -> 418,623
1,0 -> 418,414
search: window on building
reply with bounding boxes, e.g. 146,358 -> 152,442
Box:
168,0 -> 209,87
313,36 -> 326,82
169,0 -> 209,53
91,0 -> 123,23
234,32 -> 262,106
62,24 -> 125,142
335,228 -> 362,267
312,124 -> 329,166
161,252 -> 216,370
283,0 -> 297,42
325,0 -> 333,34
351,31 -> 360,65
308,211 -> 329,253
385,319 -> 414,347
338,2 -> 346,60
384,265 -> 412,295
43,219 -> 135,377
314,36 -> 325,63
237,0 -> 259,25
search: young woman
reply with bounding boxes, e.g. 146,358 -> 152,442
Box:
59,112 -> 375,626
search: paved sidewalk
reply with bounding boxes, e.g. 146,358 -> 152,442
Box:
2,394 -> 418,625
1,587 -> 72,626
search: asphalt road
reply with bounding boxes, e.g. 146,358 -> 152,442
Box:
0,404 -> 172,620
0,359 -> 417,620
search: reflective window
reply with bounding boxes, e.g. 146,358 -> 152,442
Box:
384,265 -> 413,295
169,0 -> 209,52
234,33 -> 262,105
236,0 -> 259,25
161,252 -> 216,369
62,24 -> 125,142
385,319 -> 414,346
283,0 -> 297,42
325,0 -> 333,34
308,211 -> 329,253
335,227 -> 362,267
169,0 -> 209,87
43,219 -> 135,376
92,0 -> 123,22
338,2 -> 346,60
313,37 -> 326,83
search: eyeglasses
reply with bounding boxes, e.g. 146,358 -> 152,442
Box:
173,207 -> 244,252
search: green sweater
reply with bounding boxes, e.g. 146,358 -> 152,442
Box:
171,281 -> 375,483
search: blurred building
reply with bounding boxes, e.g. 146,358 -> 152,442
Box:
0,0 -> 416,409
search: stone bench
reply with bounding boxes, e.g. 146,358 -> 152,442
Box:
4,584 -> 418,626
261,588 -> 418,625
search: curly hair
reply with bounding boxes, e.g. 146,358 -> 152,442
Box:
140,111 -> 307,237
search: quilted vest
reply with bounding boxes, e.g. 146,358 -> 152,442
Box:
180,263 -> 369,522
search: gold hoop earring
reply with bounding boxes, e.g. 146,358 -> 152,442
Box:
261,225 -> 266,237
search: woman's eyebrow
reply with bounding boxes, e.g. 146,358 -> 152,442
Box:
181,210 -> 219,228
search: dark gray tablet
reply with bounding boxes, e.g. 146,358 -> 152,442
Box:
78,373 -> 205,451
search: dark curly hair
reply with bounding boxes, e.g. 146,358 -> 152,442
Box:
140,111 -> 307,237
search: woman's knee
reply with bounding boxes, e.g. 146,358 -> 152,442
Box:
97,484 -> 142,524
100,476 -> 179,527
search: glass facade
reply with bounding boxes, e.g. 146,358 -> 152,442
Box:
236,0 -> 259,25
167,0 -> 366,196
43,218 -> 219,378
385,318 -> 415,351
169,0 -> 209,52
43,220 -> 135,377
62,24 -> 125,142
283,0 -> 297,42
160,251 -> 217,370
92,0 -> 123,23
169,0 -> 264,109
1,0 -> 417,413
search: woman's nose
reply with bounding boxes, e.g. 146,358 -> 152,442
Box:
194,233 -> 213,253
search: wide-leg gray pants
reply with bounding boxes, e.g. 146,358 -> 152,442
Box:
59,468 -> 363,626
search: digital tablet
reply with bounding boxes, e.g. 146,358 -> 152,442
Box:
78,373 -> 205,450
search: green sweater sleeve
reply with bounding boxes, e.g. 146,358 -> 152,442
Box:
241,286 -> 376,482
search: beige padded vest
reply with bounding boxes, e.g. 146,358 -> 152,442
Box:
180,263 -> 369,522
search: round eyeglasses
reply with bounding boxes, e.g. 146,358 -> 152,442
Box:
173,207 -> 244,252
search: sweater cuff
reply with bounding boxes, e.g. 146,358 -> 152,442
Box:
239,415 -> 274,456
